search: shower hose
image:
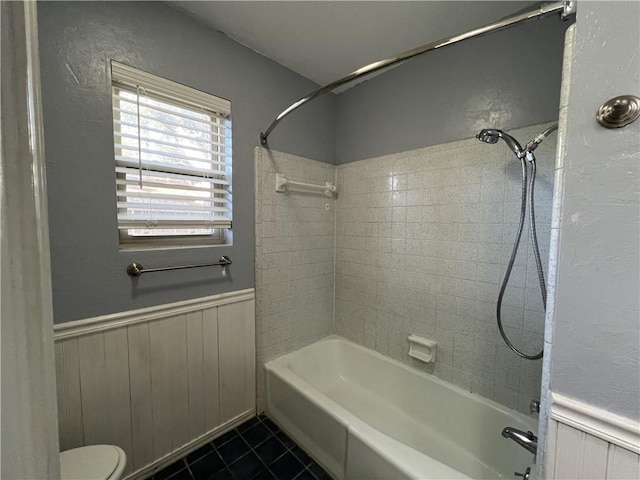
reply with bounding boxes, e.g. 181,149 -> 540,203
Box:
498,154 -> 546,360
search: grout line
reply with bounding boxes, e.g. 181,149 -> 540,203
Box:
183,460 -> 195,480
172,415 -> 324,480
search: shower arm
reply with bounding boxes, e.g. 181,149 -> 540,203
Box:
259,1 -> 576,146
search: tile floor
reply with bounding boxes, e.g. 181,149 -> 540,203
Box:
148,414 -> 332,480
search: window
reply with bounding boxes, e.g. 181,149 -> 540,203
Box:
111,61 -> 232,248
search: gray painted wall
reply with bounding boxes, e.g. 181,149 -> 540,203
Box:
550,1 -> 640,421
38,1 -> 336,323
335,14 -> 568,163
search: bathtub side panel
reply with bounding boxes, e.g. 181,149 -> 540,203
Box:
345,432 -> 409,480
345,426 -> 470,480
265,367 -> 347,479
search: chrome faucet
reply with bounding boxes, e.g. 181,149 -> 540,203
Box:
502,427 -> 538,455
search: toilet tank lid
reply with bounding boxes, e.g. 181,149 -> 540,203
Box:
60,445 -> 122,480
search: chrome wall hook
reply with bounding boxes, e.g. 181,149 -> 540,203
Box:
597,95 -> 640,129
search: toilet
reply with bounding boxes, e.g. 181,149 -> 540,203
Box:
60,445 -> 126,480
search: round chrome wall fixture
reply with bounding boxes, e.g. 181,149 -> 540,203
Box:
596,95 -> 640,128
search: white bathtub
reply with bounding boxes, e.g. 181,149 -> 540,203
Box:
265,335 -> 537,479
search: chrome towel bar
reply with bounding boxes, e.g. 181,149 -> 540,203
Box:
126,256 -> 232,277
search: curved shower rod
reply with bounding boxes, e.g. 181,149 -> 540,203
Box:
259,1 -> 576,146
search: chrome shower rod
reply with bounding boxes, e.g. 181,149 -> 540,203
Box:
259,1 -> 575,146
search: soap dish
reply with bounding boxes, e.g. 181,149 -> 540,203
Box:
408,335 -> 437,364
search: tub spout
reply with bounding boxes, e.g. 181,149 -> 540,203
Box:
502,427 -> 538,455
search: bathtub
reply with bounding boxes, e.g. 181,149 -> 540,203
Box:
265,335 -> 537,479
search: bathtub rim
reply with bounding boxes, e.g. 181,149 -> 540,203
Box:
266,333 -> 538,431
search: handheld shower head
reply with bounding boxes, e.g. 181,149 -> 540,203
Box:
476,129 -> 501,144
476,124 -> 551,360
476,129 -> 524,158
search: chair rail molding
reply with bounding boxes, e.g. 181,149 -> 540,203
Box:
54,288 -> 255,340
551,392 -> 640,454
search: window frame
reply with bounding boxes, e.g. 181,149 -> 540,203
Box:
110,61 -> 232,249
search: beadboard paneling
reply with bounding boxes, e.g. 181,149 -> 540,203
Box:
548,422 -> 640,479
607,446 -> 640,479
149,316 -> 189,458
553,422 -> 582,479
55,339 -> 84,450
581,434 -> 609,479
203,307 -> 220,431
186,311 -> 206,440
219,300 -> 256,422
77,327 -> 134,473
54,291 -> 255,479
127,322 -> 154,470
546,393 -> 640,479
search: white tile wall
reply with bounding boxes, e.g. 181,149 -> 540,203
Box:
254,147 -> 336,409
334,123 -> 557,414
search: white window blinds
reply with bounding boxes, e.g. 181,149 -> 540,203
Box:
111,61 -> 232,238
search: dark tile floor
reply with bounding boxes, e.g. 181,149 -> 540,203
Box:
148,414 -> 333,480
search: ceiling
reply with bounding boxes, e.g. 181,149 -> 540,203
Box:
169,1 -> 529,89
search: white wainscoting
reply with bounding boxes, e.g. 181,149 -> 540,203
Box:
54,289 -> 255,480
546,393 -> 640,479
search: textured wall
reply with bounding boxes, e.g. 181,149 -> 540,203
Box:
334,123 -> 557,414
37,1 -> 336,323
335,13 -> 568,164
254,147 -> 335,409
549,1 -> 640,422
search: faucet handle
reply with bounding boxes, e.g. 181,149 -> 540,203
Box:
514,467 -> 531,479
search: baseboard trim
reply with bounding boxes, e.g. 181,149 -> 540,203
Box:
54,288 -> 255,340
551,392 -> 640,454
124,409 -> 255,480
